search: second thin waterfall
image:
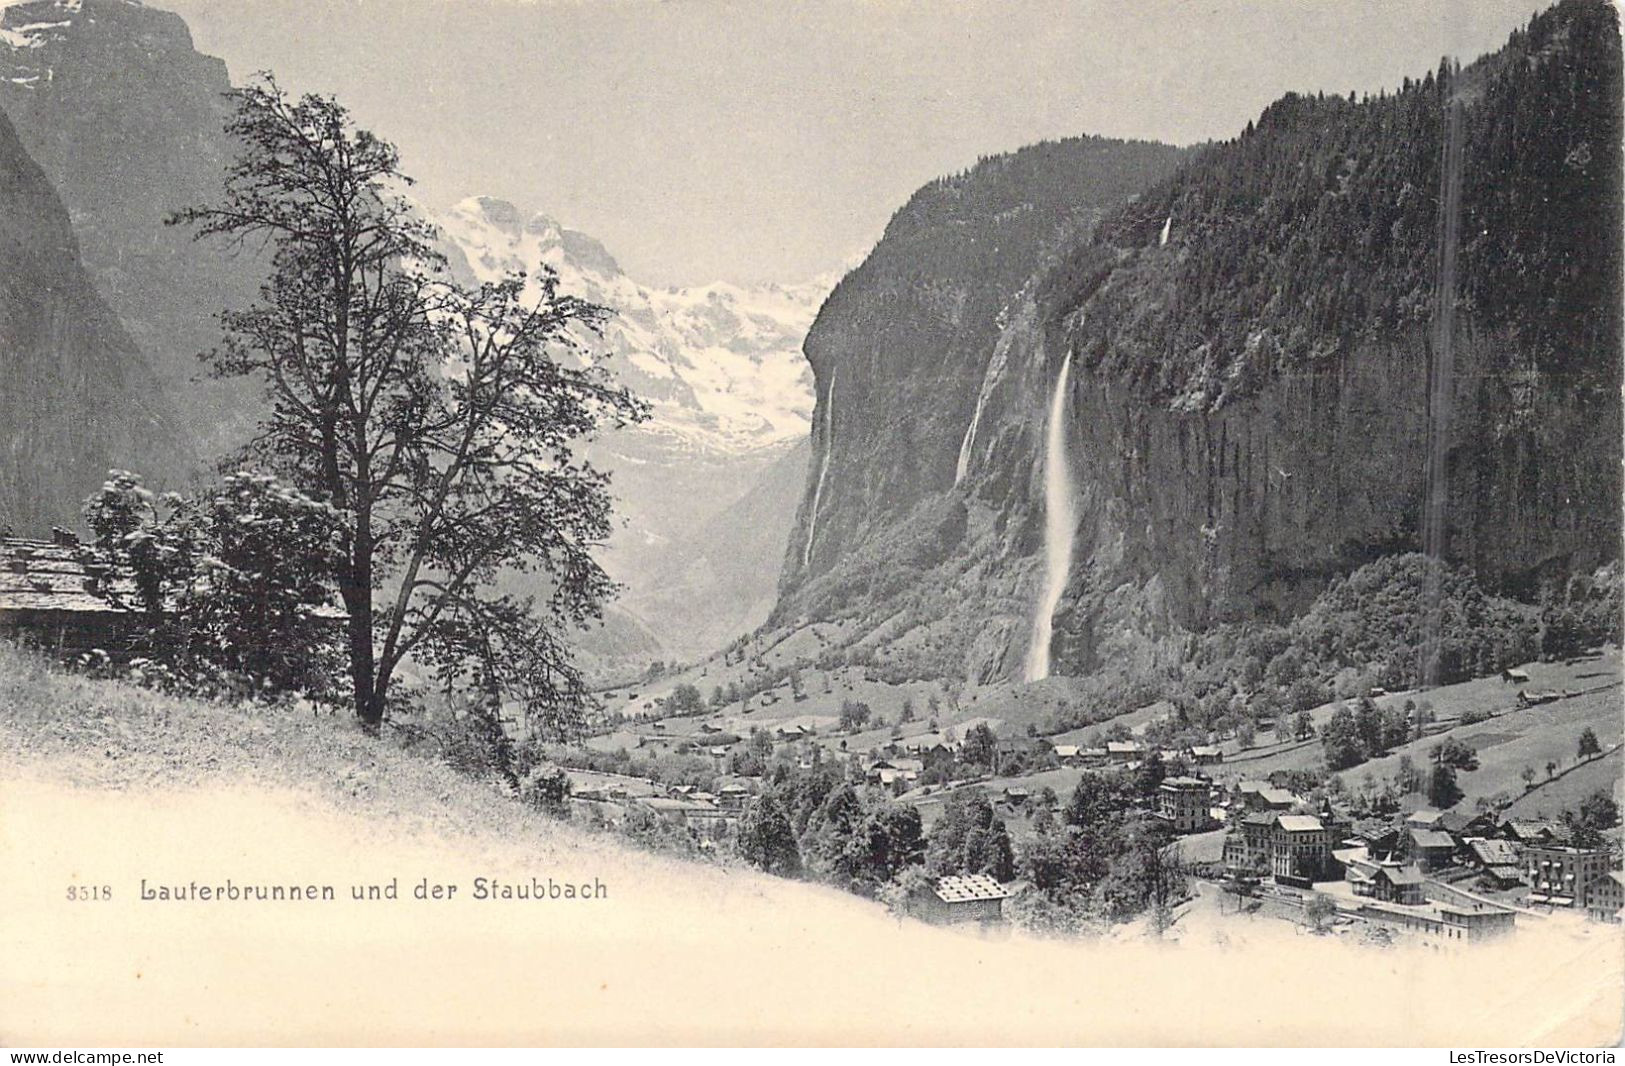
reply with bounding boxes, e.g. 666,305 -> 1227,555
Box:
1024,351 -> 1077,683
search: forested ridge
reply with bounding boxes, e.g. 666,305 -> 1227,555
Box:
1046,0 -> 1621,408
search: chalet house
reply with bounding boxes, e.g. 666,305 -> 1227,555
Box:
1234,781 -> 1299,812
1501,819 -> 1572,848
1343,856 -> 1376,896
1156,776 -> 1213,835
899,734 -> 957,763
1,535 -> 152,659
908,874 -> 1012,925
1347,857 -> 1427,904
1079,747 -> 1110,765
1582,870 -> 1624,923
996,735 -> 1050,755
1106,740 -> 1143,762
1188,744 -> 1224,766
1001,787 -> 1032,811
1466,839 -> 1524,888
995,736 -> 1051,765
636,796 -> 724,826
1402,827 -> 1459,873
1053,744 -> 1081,765
1349,821 -> 1403,861
2,534 -> 343,661
1525,844 -> 1610,905
1370,863 -> 1426,905
874,766 -> 918,791
716,784 -> 751,812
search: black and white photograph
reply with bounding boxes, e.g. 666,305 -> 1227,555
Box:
0,0 -> 1621,1050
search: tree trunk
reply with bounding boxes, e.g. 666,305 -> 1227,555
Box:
346,505 -> 381,729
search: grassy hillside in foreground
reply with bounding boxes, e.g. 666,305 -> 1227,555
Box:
1,641 -> 1622,1045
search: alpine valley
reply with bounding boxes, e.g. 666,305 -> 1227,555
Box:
0,0 -> 831,675
433,195 -> 831,672
1,0 -> 1619,719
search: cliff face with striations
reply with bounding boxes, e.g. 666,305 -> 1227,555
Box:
778,137 -> 1189,598
0,0 -> 265,465
0,104 -> 186,534
774,0 -> 1623,685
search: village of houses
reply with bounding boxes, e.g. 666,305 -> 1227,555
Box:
556,645 -> 1625,946
1,533 -> 1620,946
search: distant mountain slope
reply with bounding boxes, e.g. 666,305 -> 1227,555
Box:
773,0 -> 1622,686
0,104 -> 186,533
434,198 -> 830,670
618,438 -> 810,662
0,0 -> 265,460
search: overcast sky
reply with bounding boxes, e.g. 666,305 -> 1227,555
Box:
164,0 -> 1545,287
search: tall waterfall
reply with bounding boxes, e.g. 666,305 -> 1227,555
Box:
1024,352 -> 1076,683
955,391 -> 988,486
1421,78 -> 1465,686
1159,215 -> 1172,246
801,368 -> 837,569
956,306 -> 1023,487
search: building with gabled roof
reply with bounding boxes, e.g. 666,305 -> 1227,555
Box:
1582,870 -> 1624,923
1465,838 -> 1525,887
909,874 -> 1012,925
1371,862 -> 1427,905
1,534 -> 345,660
1,535 -> 151,658
1404,827 -> 1459,872
1502,819 -> 1572,847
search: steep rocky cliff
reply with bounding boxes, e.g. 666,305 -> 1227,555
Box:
774,0 -> 1623,686
0,104 -> 186,534
782,136 -> 1188,581
0,0 -> 263,461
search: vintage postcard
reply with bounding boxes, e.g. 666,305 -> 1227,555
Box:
1,0 -> 1622,1049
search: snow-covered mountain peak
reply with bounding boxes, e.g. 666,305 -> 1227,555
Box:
432,197 -> 828,456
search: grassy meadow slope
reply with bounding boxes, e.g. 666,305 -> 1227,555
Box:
1201,648 -> 1623,807
2,641 -> 1622,1045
